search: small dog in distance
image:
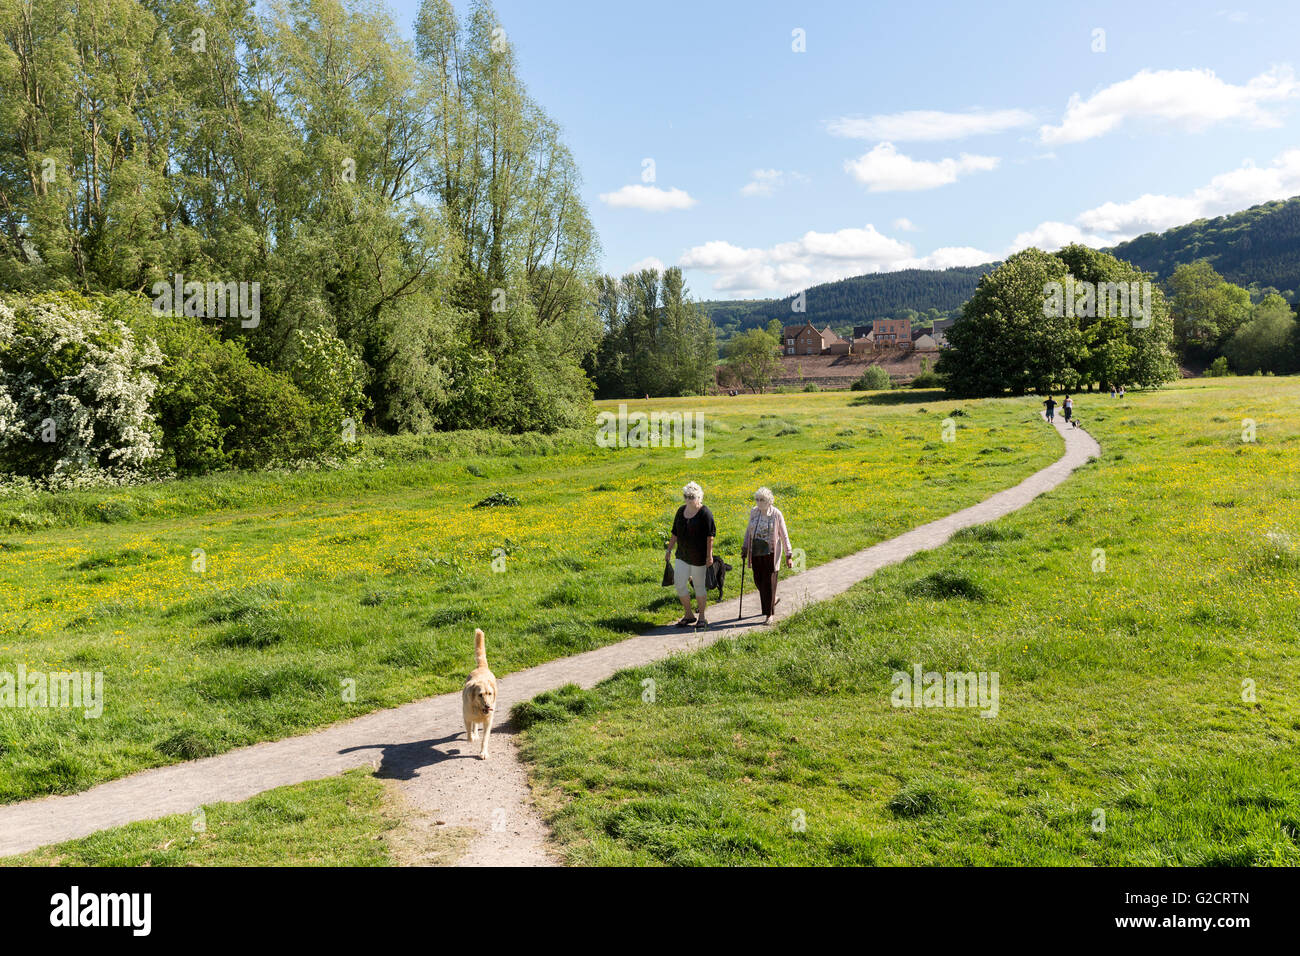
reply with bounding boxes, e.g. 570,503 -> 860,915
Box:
462,628 -> 498,759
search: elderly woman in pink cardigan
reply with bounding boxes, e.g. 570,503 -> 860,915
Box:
742,486 -> 793,625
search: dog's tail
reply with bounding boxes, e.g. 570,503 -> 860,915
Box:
474,628 -> 488,668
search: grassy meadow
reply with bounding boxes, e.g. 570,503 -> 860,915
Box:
0,390 -> 1058,803
516,377 -> 1300,865
1,769 -> 467,866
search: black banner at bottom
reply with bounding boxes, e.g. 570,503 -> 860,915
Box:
0,865 -> 1278,943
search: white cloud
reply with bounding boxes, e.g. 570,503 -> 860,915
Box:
682,147 -> 1300,300
1007,221 -> 1112,254
1007,148 -> 1300,255
598,184 -> 698,211
893,217 -> 918,232
741,169 -> 783,197
1075,149 -> 1300,236
1040,66 -> 1299,144
740,168 -> 808,197
678,225 -> 996,298
897,246 -> 997,270
628,256 -> 666,274
827,108 -> 1035,141
845,143 -> 999,191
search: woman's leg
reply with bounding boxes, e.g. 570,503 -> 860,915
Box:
769,558 -> 780,614
673,559 -> 695,621
752,554 -> 775,615
690,563 -> 709,619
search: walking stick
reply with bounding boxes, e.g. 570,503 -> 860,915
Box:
738,549 -> 747,620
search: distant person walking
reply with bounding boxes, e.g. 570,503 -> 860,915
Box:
1062,395 -> 1073,424
1043,395 -> 1057,422
742,487 -> 794,626
664,481 -> 716,628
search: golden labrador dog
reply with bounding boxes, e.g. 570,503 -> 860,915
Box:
461,628 -> 498,759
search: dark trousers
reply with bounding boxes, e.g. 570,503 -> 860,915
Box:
751,553 -> 778,615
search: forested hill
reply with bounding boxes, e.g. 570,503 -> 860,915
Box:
701,266 -> 993,337
700,196 -> 1300,337
1108,196 -> 1300,296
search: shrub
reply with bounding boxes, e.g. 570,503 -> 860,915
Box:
852,365 -> 892,391
287,325 -> 371,434
0,295 -> 162,481
473,491 -> 520,508
911,370 -> 945,389
130,307 -> 349,474
1206,356 -> 1232,377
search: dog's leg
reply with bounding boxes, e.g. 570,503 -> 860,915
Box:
466,719 -> 476,742
479,715 -> 494,760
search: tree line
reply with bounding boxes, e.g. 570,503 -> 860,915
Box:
1168,260 -> 1300,375
0,0 -> 600,459
937,245 -> 1179,396
586,267 -> 717,399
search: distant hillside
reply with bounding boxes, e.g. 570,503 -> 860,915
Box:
1108,196 -> 1300,297
701,266 -> 993,337
700,196 -> 1300,337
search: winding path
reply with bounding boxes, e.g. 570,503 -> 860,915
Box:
0,415 -> 1099,863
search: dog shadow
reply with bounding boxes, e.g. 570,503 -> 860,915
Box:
340,732 -> 476,780
341,719 -> 532,779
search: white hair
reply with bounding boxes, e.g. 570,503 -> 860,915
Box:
754,486 -> 774,505
682,481 -> 703,501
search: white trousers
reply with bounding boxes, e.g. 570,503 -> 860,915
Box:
673,558 -> 708,600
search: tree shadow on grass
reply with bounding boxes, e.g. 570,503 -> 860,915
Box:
849,388 -> 950,406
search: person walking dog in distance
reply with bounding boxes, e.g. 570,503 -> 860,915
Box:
1062,395 -> 1073,425
1043,395 -> 1056,422
742,487 -> 793,626
664,481 -> 716,628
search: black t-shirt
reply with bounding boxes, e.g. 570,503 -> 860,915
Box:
672,505 -> 716,566
1043,398 -> 1056,410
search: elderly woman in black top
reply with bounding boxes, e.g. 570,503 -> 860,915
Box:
664,481 -> 716,628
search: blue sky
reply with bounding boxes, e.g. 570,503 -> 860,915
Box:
385,0 -> 1300,300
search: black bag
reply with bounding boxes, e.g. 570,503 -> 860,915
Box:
661,559 -> 674,587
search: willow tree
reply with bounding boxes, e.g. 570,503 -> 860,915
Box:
414,0 -> 599,431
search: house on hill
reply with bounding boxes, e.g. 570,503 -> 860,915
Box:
872,317 -> 911,348
850,324 -> 872,354
820,326 -> 850,355
852,323 -> 873,353
931,317 -> 955,348
783,320 -> 825,355
912,328 -> 938,350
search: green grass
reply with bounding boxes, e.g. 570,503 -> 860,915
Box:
1,769 -> 471,866
0,390 -> 1058,803
517,377 -> 1300,865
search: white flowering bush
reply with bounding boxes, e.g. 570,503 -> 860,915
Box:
0,296 -> 163,480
